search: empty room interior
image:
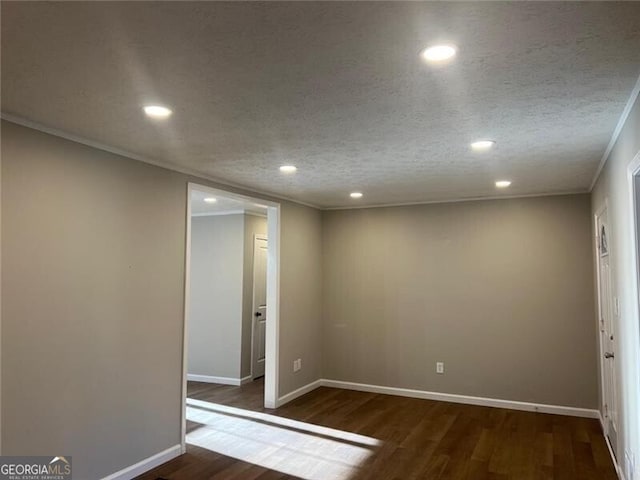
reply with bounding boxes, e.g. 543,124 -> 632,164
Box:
2,2 -> 640,480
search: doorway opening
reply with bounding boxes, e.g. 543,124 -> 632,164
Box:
181,183 -> 280,453
629,151 -> 640,432
252,234 -> 268,380
631,150 -> 640,310
594,200 -> 618,456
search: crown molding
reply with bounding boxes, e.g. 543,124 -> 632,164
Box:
589,72 -> 640,191
323,189 -> 589,211
0,112 -> 604,212
0,113 -> 320,210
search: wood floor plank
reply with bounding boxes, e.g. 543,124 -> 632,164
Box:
136,380 -> 617,480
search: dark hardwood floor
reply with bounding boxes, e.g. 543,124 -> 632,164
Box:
137,380 -> 616,480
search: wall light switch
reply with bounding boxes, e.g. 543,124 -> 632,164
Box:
436,362 -> 444,374
293,358 -> 302,372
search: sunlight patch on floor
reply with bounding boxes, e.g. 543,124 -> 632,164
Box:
186,398 -> 381,480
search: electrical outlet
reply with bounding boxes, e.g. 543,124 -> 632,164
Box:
293,358 -> 302,372
436,362 -> 444,374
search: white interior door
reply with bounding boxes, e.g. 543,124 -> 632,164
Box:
252,236 -> 268,379
596,208 -> 618,452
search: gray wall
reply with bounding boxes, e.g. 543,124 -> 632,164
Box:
591,92 -> 640,477
280,203 -> 323,395
188,215 -> 244,379
322,194 -> 598,408
1,121 -> 185,478
241,214 -> 268,378
0,120 -> 324,478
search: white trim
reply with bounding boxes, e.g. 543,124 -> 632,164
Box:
0,117 -> 3,455
264,205 -> 280,408
320,380 -> 600,418
192,210 -> 267,218
186,374 -> 251,386
101,444 -> 182,480
323,190 -> 588,211
601,413 -> 625,480
191,209 -> 246,217
628,150 -> 640,352
245,211 -> 268,218
590,73 -> 640,191
275,379 -> 324,408
180,184 -> 194,454
0,113 -> 320,210
275,378 -> 601,418
627,151 -> 640,480
240,374 -> 253,385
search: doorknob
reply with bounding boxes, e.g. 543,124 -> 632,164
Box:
255,312 -> 262,317
604,352 -> 614,359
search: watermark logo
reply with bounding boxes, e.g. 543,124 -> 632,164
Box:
0,456 -> 72,480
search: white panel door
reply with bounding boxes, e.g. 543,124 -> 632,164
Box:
596,209 -> 618,452
252,236 -> 268,379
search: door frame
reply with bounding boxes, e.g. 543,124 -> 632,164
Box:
594,200 -> 617,443
628,149 -> 640,329
628,149 -> 640,414
181,182 -> 281,453
250,233 -> 268,380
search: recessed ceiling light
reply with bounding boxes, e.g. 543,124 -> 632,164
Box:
471,140 -> 496,151
421,45 -> 457,63
350,192 -> 363,199
143,105 -> 173,119
204,197 -> 217,203
279,165 -> 297,173
495,180 -> 512,188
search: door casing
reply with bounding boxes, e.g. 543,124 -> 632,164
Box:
181,183 -> 281,453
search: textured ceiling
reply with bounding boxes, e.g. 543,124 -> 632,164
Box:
2,2 -> 640,208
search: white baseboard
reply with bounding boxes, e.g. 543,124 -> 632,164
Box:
599,412 -> 624,480
101,444 -> 182,480
187,374 -> 250,386
320,379 -> 600,419
240,375 -> 253,385
263,377 -> 601,419
275,379 -> 324,408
